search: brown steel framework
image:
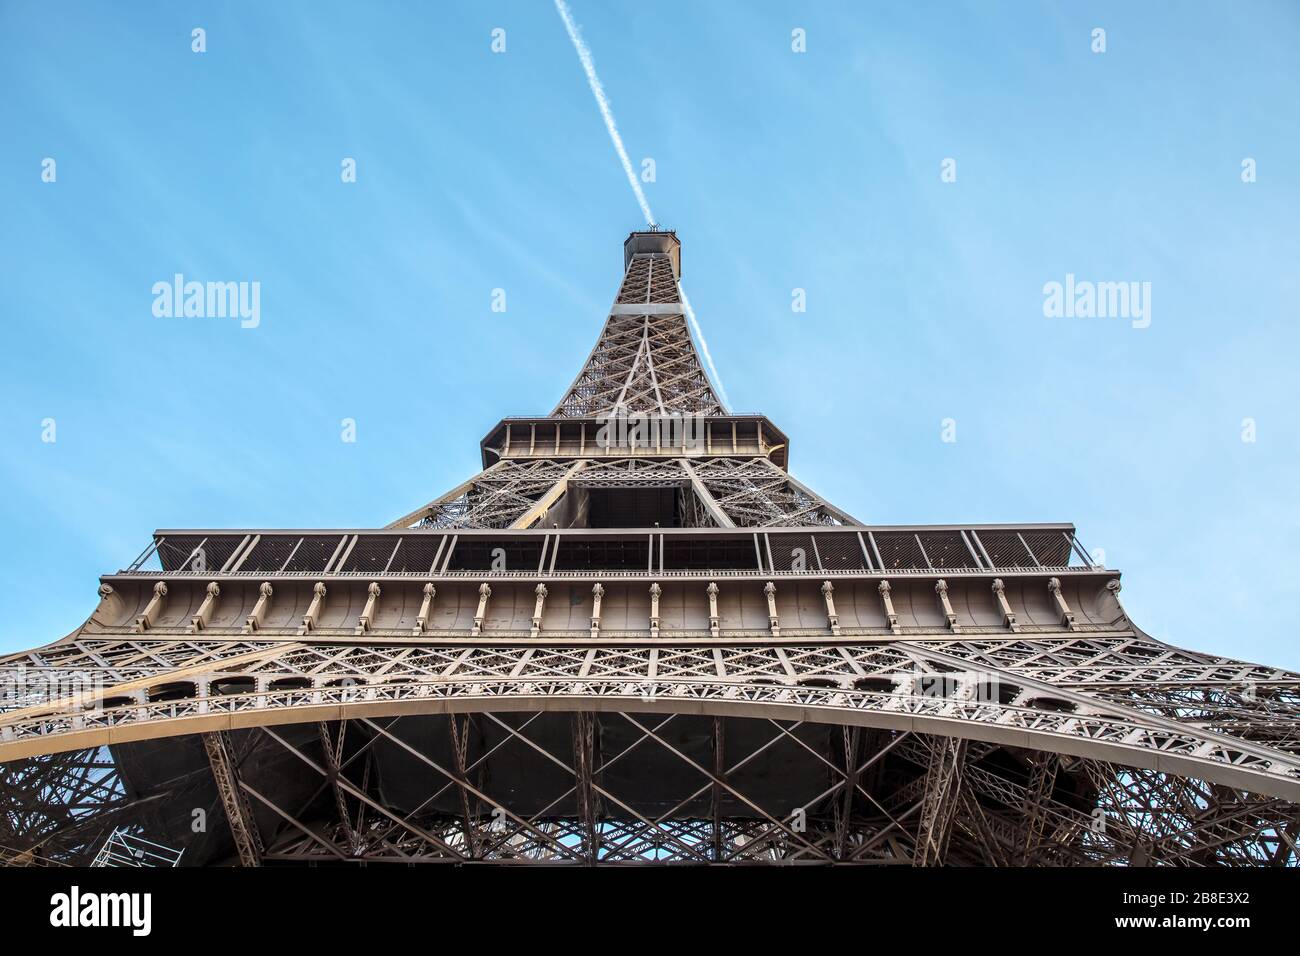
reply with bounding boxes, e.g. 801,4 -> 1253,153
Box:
1,231 -> 1297,866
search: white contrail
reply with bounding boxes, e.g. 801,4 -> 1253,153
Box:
677,287 -> 732,409
553,0 -> 731,410
553,0 -> 654,225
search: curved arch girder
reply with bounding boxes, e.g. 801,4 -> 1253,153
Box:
3,676 -> 1298,802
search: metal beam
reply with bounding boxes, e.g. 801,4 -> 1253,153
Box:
201,731 -> 263,867
914,736 -> 968,866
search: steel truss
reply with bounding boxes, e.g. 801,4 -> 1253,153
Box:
396,457 -> 850,530
4,626 -> 1296,866
2,231 -> 1296,866
553,252 -> 724,418
390,238 -> 849,530
0,747 -> 128,865
9,712 -> 1289,866
4,633 -> 1298,782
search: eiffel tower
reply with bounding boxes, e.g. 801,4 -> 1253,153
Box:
2,230 -> 1297,867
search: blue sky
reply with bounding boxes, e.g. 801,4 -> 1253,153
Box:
1,1 -> 1297,668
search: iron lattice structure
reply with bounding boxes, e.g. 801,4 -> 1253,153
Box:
1,231 -> 1297,867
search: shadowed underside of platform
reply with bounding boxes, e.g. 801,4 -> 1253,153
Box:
2,710 -> 1296,867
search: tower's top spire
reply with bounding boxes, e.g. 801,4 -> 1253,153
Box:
624,229 -> 680,280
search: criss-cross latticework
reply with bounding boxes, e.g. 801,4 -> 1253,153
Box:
553,246 -> 724,417
1,231 -> 1296,867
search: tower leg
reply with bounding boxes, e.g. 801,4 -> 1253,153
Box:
202,731 -> 263,867
915,736 -> 968,866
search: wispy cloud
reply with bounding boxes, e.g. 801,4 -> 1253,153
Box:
553,0 -> 731,410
